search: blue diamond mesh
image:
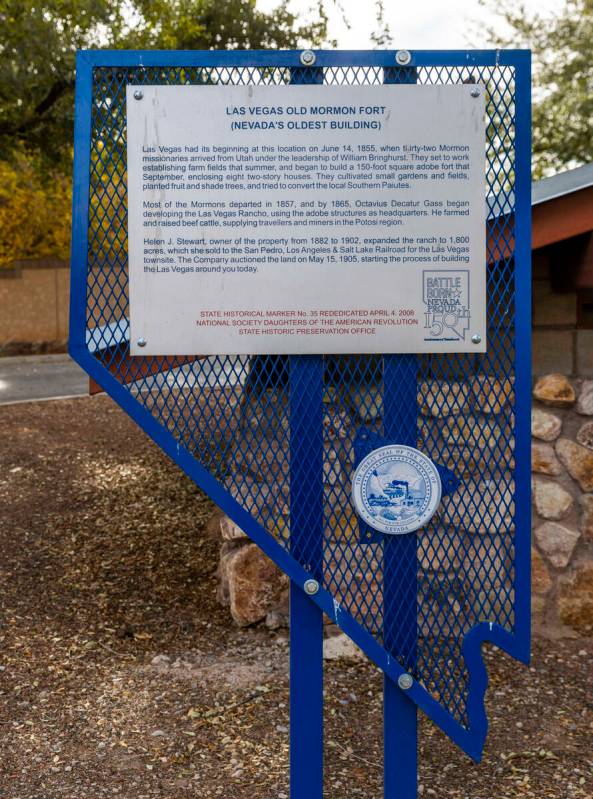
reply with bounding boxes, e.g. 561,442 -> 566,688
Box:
84,62 -> 518,729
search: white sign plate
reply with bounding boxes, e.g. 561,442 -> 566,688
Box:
126,84 -> 486,355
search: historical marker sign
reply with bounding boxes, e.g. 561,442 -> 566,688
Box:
70,49 -> 531,797
127,84 -> 486,355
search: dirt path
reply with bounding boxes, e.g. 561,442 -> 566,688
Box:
0,396 -> 591,798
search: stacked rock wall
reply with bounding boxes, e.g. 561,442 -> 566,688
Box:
531,375 -> 593,634
213,372 -> 593,637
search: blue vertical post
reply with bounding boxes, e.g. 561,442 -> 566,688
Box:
69,51 -> 93,356
289,355 -> 324,799
383,355 -> 419,799
288,59 -> 325,799
512,53 -> 532,661
382,63 -> 419,799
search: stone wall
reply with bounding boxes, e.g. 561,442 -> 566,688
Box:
213,372 -> 593,637
531,374 -> 593,635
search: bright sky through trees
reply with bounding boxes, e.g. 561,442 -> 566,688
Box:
257,0 -> 560,49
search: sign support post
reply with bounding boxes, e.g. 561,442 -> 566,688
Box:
289,354 -> 325,799
383,63 -> 419,799
383,354 -> 419,798
288,62 -> 326,799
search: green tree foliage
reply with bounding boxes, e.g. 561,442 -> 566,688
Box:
0,0 -> 334,265
0,0 -> 332,167
484,0 -> 593,176
0,152 -> 71,265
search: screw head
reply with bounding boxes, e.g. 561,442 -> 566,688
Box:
471,333 -> 482,345
133,89 -> 144,100
137,337 -> 147,347
398,673 -> 413,690
395,50 -> 412,66
300,49 -> 316,66
303,579 -> 319,595
470,87 -> 480,98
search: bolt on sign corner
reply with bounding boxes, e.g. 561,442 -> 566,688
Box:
70,49 -> 531,767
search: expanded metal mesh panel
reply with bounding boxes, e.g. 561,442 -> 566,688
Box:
85,61 -> 519,730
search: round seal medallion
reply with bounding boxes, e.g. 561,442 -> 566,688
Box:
352,445 -> 442,535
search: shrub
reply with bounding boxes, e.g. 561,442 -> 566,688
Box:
0,153 -> 71,267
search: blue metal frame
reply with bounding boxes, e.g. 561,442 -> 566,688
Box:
70,48 -> 531,771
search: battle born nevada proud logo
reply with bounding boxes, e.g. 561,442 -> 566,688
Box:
352,445 -> 442,535
423,269 -> 471,342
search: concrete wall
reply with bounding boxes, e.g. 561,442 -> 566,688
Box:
0,259 -> 128,353
0,259 -> 69,352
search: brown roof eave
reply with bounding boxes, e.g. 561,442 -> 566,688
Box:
532,185 -> 593,250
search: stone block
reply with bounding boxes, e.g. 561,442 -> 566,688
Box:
220,514 -> 249,541
323,409 -> 352,440
576,380 -> 593,415
217,541 -> 243,606
265,590 -> 289,629
417,530 -> 462,571
576,421 -> 593,451
420,434 -> 498,478
532,281 -> 577,326
323,633 -> 366,661
470,376 -> 513,415
323,496 -> 359,540
440,475 -> 515,534
533,373 -> 576,407
576,331 -> 593,377
440,415 -> 506,450
241,391 -> 288,433
323,443 -> 344,486
460,536 -> 507,589
531,594 -> 547,616
531,547 -> 552,595
556,438 -> 593,492
580,494 -> 593,541
532,478 -> 573,520
534,521 -> 580,568
558,563 -> 593,632
531,442 -> 563,476
532,332 -> 574,377
348,385 -> 383,422
531,408 -> 562,441
418,381 -> 470,417
224,543 -> 289,626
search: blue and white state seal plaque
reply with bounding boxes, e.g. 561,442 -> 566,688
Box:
352,445 -> 442,535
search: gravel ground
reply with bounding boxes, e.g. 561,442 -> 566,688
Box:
0,395 -> 591,798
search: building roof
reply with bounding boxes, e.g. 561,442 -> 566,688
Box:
487,164 -> 593,253
533,163 -> 593,206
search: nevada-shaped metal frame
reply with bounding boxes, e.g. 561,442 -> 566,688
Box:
69,48 -> 531,762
